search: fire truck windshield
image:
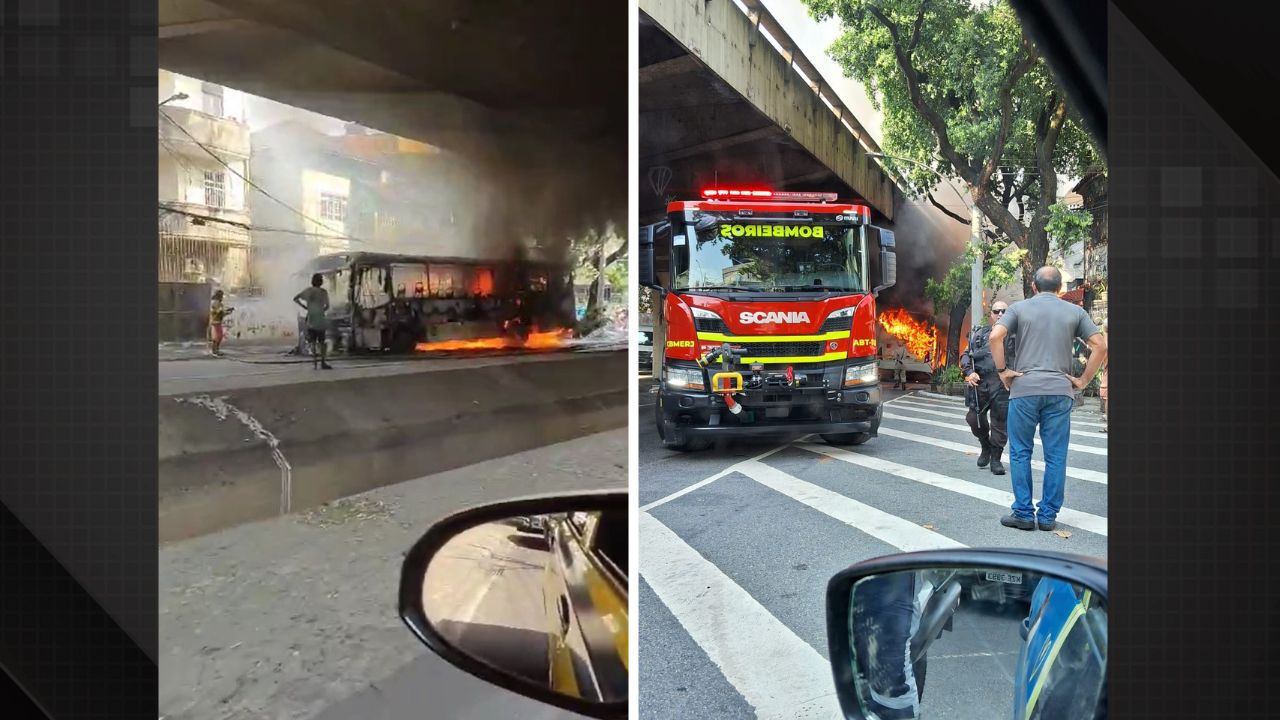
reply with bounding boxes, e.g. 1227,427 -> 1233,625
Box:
672,221 -> 864,293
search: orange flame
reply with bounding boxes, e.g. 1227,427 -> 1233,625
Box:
415,329 -> 570,353
878,308 -> 938,363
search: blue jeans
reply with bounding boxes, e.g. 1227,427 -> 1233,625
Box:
1007,395 -> 1074,523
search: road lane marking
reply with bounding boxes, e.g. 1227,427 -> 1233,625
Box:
639,436 -> 812,512
737,460 -> 966,552
874,427 -> 1108,485
639,513 -> 841,719
915,391 -> 967,403
883,413 -> 1107,456
893,398 -> 1108,429
797,443 -> 1108,537
890,403 -> 1110,439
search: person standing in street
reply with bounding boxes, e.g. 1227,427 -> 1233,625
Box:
294,273 -> 333,370
892,342 -> 908,390
960,301 -> 1016,476
208,289 -> 233,356
989,267 -> 1107,531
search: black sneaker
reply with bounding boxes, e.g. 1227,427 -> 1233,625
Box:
1000,514 -> 1035,531
321,362 -> 334,370
977,446 -> 991,468
1037,519 -> 1057,531
990,458 -> 1006,475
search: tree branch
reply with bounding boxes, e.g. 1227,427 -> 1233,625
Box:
977,39 -> 1038,194
908,0 -> 930,52
926,192 -> 999,241
865,4 -> 978,184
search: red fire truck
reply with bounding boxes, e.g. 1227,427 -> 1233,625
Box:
639,187 -> 898,451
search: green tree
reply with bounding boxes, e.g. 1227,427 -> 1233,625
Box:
924,241 -> 1027,366
805,0 -> 1102,296
1045,201 -> 1093,256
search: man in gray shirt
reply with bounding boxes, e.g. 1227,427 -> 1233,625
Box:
989,267 -> 1107,531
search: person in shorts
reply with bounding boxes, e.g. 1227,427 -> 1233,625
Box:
208,289 -> 233,356
294,273 -> 332,370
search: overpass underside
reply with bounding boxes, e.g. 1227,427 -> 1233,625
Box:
639,0 -> 897,225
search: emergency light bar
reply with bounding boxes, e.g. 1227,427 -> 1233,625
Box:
701,187 -> 840,203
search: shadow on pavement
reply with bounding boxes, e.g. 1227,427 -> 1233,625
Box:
435,620 -> 552,686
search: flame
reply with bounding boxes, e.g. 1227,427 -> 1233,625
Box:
878,308 -> 939,363
415,329 -> 570,353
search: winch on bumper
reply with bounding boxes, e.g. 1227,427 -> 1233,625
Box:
655,355 -> 883,450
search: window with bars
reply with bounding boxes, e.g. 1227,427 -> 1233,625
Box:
202,83 -> 224,117
203,171 -> 226,208
319,193 -> 347,223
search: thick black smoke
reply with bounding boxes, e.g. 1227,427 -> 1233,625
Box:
878,193 -> 971,326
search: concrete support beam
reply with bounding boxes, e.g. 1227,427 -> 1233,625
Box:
642,125 -> 781,165
640,0 -> 896,219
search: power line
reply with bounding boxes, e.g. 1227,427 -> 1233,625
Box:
159,109 -> 369,246
158,203 -> 355,240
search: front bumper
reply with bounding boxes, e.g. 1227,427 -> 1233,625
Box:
658,380 -> 882,436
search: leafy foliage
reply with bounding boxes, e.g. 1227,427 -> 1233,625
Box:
1046,202 -> 1093,255
934,364 -> 964,385
804,0 -> 1104,294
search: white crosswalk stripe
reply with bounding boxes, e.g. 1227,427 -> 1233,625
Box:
874,426 -> 1108,485
640,389 -> 1107,719
737,459 -> 966,551
893,399 -> 1109,432
639,512 -> 842,719
796,443 -> 1108,536
883,412 -> 1108,456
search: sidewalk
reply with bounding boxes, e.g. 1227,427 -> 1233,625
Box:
159,338 -> 298,362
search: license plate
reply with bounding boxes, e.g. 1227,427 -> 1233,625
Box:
986,571 -> 1023,585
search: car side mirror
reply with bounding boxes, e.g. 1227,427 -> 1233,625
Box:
826,549 -> 1107,720
399,491 -> 629,720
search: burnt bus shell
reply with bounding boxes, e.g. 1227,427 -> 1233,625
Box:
296,251 -> 574,353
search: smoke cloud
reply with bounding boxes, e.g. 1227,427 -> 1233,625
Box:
878,193 -> 972,326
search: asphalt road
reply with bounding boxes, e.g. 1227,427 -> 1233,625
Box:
637,376 -> 1108,719
159,429 -> 625,720
422,521 -> 554,685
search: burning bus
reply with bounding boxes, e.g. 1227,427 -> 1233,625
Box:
295,251 -> 575,354
877,307 -> 939,382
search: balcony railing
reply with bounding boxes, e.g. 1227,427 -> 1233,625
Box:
159,105 -> 250,160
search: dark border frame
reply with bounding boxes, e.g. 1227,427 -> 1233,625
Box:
397,491 -> 629,720
825,548 -> 1109,720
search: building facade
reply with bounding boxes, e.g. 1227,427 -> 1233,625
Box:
158,70 -> 253,291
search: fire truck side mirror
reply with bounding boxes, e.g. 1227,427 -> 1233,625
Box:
873,250 -> 897,297
871,226 -> 897,297
638,223 -> 665,291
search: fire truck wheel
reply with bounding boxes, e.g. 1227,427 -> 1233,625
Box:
656,403 -> 710,450
821,432 -> 872,446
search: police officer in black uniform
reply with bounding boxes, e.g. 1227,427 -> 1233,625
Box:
960,301 -> 1016,475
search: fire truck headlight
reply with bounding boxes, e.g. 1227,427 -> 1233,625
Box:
844,362 -> 879,387
666,366 -> 706,392
690,307 -> 722,320
827,306 -> 856,319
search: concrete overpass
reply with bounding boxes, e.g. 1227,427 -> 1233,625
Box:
640,0 -> 900,224
159,0 -> 626,204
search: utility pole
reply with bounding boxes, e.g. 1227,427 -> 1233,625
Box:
969,202 -> 983,330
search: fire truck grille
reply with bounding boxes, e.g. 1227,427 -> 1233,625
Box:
820,315 -> 854,333
695,317 -> 729,333
737,341 -> 825,357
